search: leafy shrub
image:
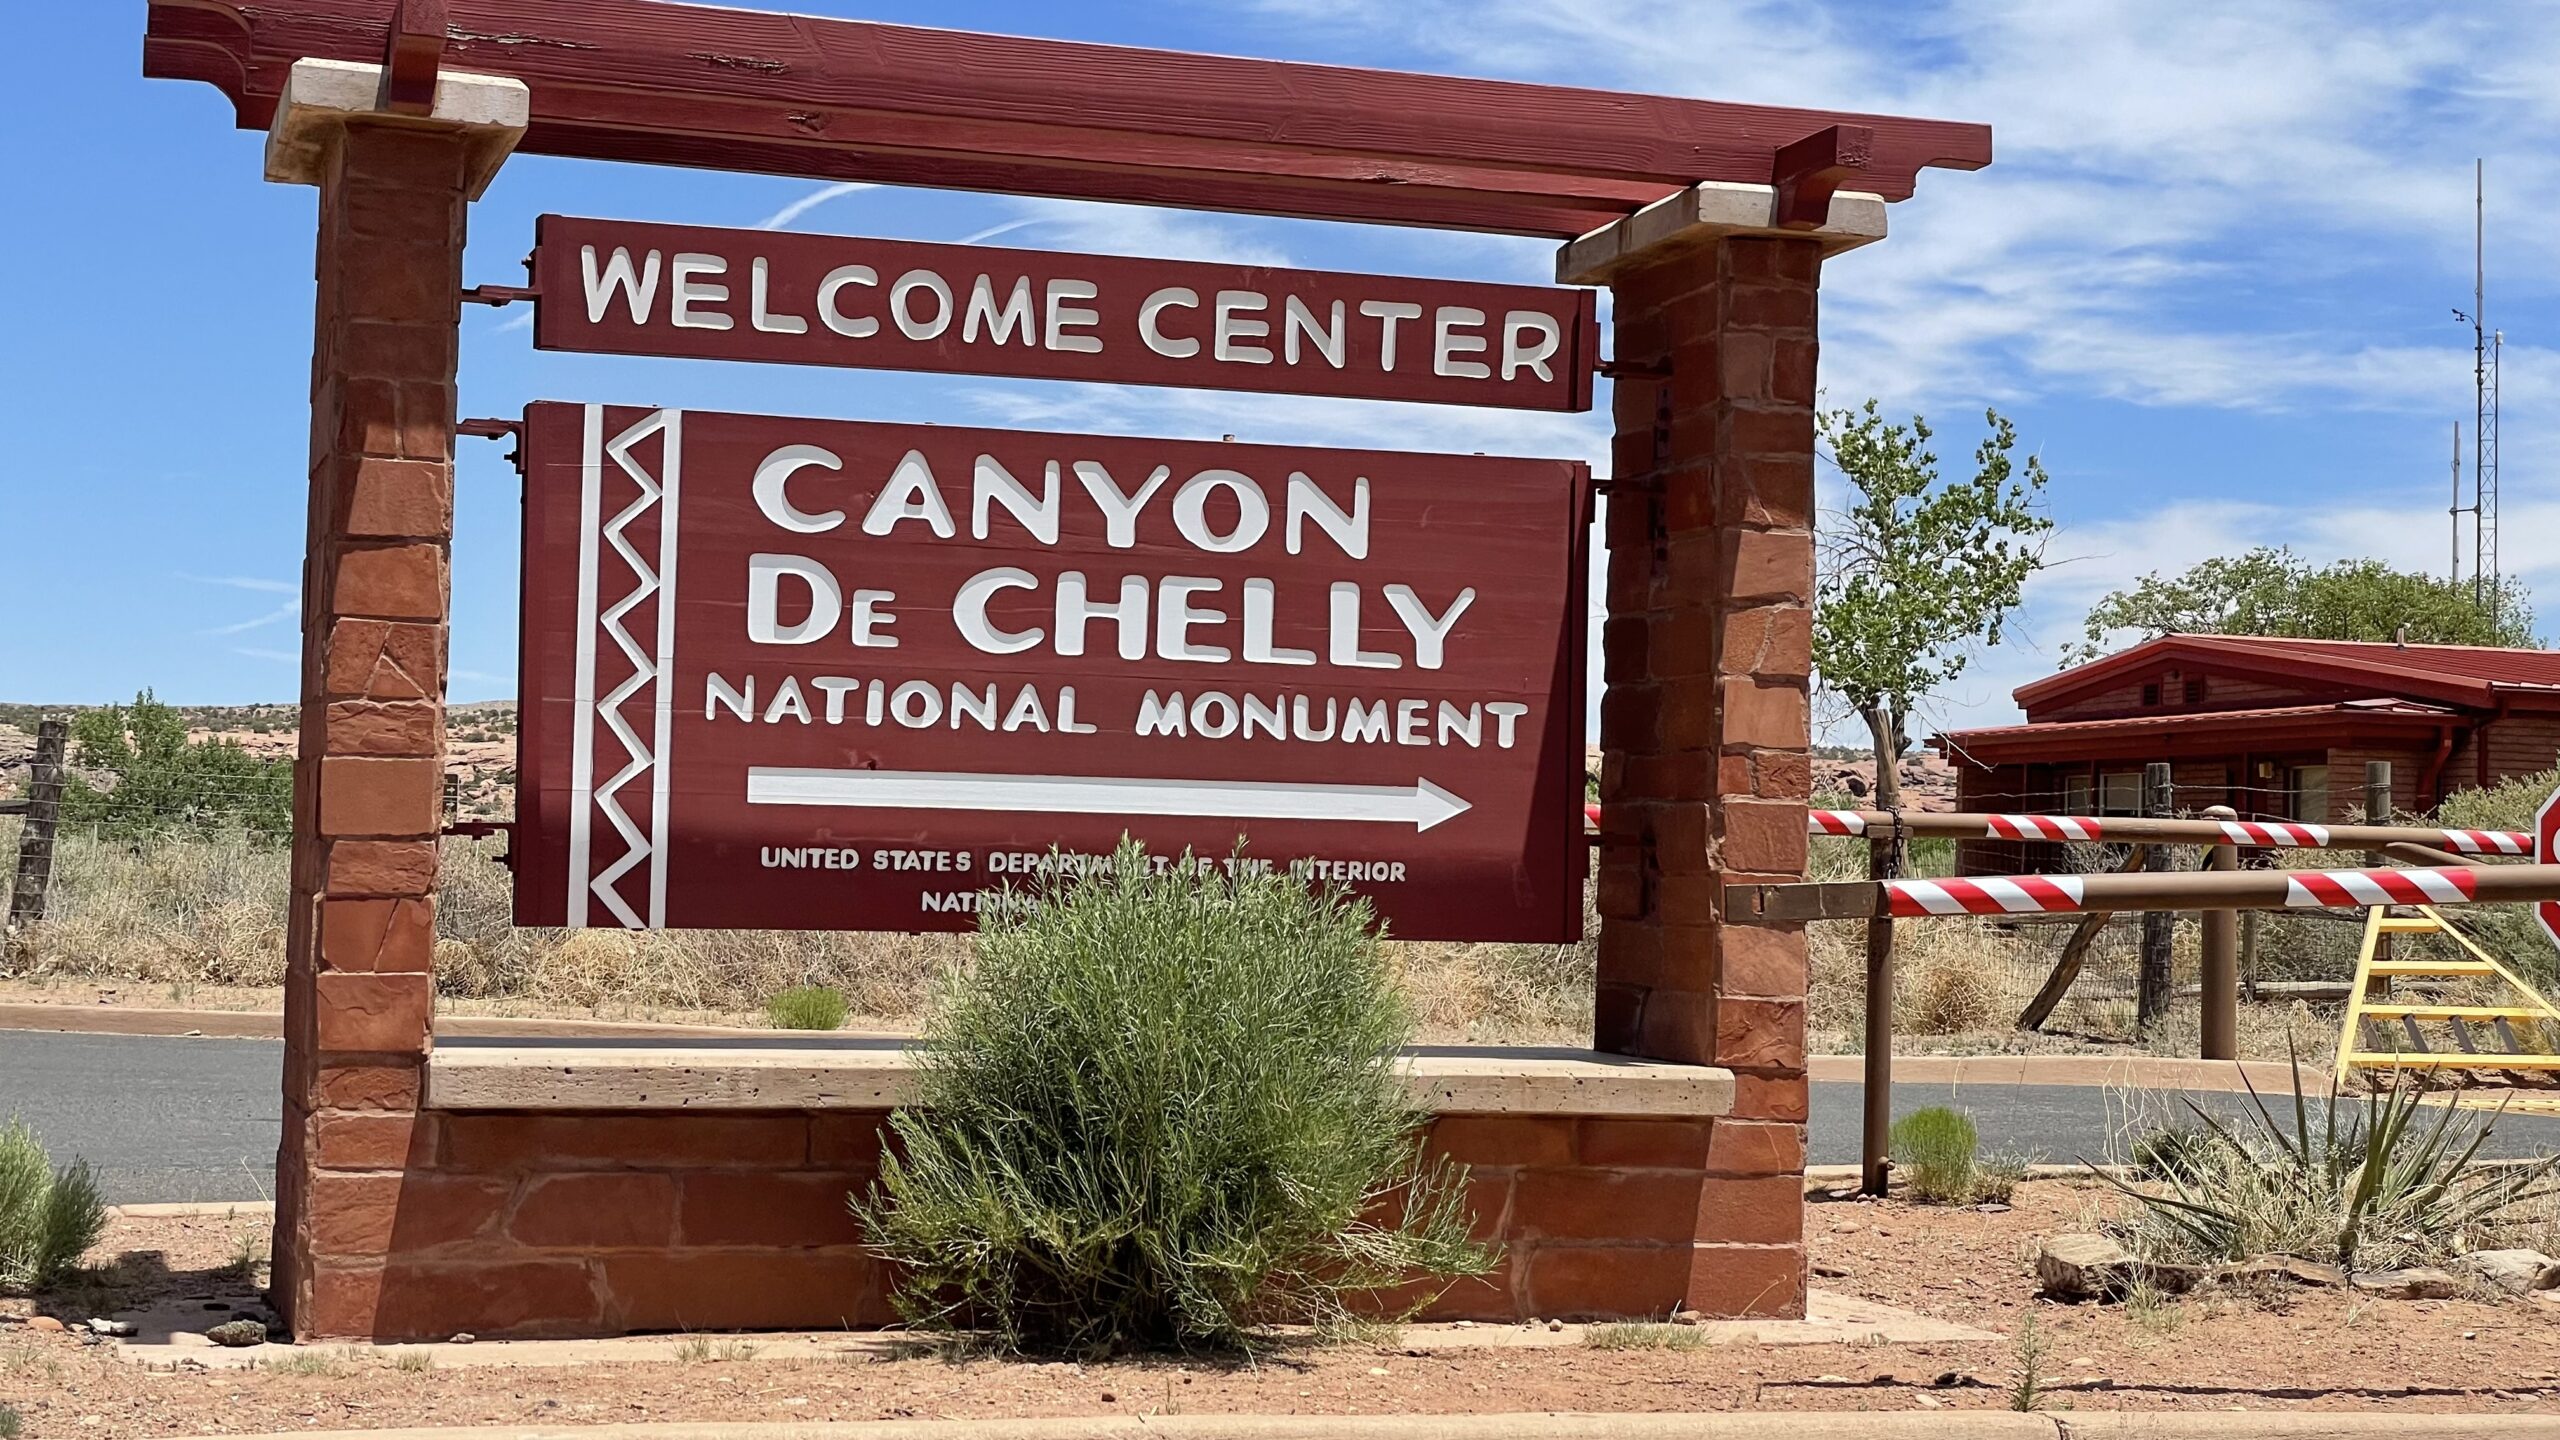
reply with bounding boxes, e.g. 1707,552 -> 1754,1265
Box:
858,841 -> 1494,1354
764,984 -> 850,1031
2433,768 -> 2560,986
0,1118 -> 107,1291
2098,1064 -> 2560,1270
63,692 -> 292,842
0,1400 -> 20,1439
1891,1106 -> 1981,1203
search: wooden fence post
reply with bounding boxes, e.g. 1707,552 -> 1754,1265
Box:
7,718 -> 69,931
2199,804 -> 2238,1060
2363,760 -> 2395,987
1861,833 -> 1894,1196
2136,761 -> 2175,1032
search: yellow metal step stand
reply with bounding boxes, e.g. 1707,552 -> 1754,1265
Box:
2334,903 -> 2560,1086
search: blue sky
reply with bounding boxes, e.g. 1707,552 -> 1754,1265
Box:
4,1 -> 2553,741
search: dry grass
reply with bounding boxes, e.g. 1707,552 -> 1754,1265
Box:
5,818 -> 2538,1065
0,823 -> 1598,1041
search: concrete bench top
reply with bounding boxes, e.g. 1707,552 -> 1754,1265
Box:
423,1038 -> 1736,1118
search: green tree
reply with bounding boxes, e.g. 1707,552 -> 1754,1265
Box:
2070,547 -> 2535,663
1814,402 -> 2053,842
62,691 -> 294,841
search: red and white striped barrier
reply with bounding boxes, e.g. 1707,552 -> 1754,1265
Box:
2217,819 -> 2330,847
2437,828 -> 2532,855
1885,875 -> 2087,918
1809,809 -> 1868,836
2282,867 -> 2479,908
1985,813 -> 2101,842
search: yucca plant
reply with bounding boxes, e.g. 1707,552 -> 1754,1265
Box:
0,1118 -> 107,1291
2093,1054 -> 2560,1271
857,840 -> 1494,1355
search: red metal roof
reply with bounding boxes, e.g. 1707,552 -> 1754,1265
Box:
1936,700 -> 2459,764
2013,634 -> 2560,711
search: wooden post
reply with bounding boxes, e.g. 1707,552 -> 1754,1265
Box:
6,719 -> 68,931
1860,834 -> 1894,1196
2199,804 -> 2239,1060
2136,761 -> 2175,1033
2364,760 -> 2394,988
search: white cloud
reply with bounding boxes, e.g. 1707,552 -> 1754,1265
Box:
180,575 -> 296,594
232,647 -> 299,665
755,181 -> 879,232
1238,0 -> 2560,420
202,600 -> 299,637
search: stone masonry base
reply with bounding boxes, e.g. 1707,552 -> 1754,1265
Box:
298,1109 -> 1800,1339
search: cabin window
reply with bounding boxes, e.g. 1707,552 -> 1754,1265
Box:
2061,773 -> 2093,816
2140,682 -> 2161,707
2184,677 -> 2207,705
2099,772 -> 2143,815
2290,765 -> 2331,824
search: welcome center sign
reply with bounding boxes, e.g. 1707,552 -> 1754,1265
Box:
513,403 -> 1591,942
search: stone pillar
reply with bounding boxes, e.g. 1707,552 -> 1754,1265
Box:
1561,182 -> 1884,1319
263,58 -> 525,1340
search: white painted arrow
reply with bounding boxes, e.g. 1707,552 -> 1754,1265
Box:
745,767 -> 1474,832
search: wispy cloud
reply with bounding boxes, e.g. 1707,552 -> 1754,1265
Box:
756,181 -> 880,232
955,217 -> 1047,247
233,646 -> 299,665
203,600 -> 299,637
180,574 -> 296,595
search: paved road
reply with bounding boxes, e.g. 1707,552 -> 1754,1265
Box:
7,1029 -> 2559,1202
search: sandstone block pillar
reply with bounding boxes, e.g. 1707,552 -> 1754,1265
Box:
1561,181 -> 1885,1319
264,57 -> 525,1340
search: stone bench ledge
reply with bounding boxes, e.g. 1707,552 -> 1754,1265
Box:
423,1039 -> 1735,1118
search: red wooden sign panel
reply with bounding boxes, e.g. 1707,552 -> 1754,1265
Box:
530,215 -> 1599,411
513,402 -> 1591,942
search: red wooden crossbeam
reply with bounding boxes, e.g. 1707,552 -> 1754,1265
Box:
142,0 -> 1991,238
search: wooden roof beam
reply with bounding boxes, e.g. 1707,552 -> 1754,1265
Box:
142,0 -> 1991,238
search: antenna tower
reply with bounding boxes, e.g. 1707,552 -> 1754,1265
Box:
2452,160 -> 2498,614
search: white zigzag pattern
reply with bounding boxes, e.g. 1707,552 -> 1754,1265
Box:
587,413 -> 672,928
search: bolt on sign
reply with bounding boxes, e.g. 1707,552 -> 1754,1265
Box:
514,402 -> 1592,942
528,215 -> 1600,411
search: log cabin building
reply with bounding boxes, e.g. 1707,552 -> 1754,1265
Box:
1933,635 -> 2560,875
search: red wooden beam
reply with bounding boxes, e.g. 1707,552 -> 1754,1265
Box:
1771,124 -> 1872,229
142,0 -> 1991,238
376,0 -> 444,115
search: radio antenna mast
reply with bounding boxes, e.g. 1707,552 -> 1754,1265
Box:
2449,160 -> 2496,611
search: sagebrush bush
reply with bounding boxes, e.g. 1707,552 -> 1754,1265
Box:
1891,1106 -> 1981,1203
0,1118 -> 106,1291
765,984 -> 850,1031
857,841 -> 1495,1354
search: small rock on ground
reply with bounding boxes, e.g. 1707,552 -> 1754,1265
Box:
2035,1233 -> 2200,1300
204,1319 -> 267,1347
2350,1267 -> 2462,1300
2458,1249 -> 2560,1294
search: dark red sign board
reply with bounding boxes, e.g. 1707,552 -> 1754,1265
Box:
529,215 -> 1599,412
513,402 -> 1590,942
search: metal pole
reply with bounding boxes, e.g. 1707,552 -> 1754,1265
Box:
2365,761 -> 2395,986
1807,810 -> 2529,853
1860,834 -> 1894,1196
7,719 -> 68,931
2137,762 -> 2175,1035
2199,804 -> 2238,1060
1737,861 -> 2560,921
